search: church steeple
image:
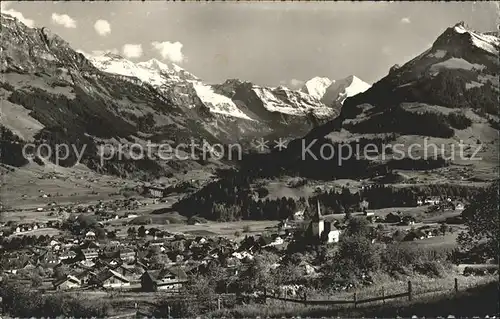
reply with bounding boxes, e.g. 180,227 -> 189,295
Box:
313,200 -> 323,222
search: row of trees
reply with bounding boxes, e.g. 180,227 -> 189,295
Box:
175,176 -> 485,221
0,234 -> 55,251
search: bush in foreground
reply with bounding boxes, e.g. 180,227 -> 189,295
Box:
0,280 -> 111,317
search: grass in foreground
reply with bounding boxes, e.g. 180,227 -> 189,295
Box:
210,279 -> 499,318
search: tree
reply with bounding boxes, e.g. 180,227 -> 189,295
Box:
273,262 -> 302,286
439,223 -> 448,236
238,251 -> 278,292
137,226 -> 146,238
53,266 -> 68,280
337,235 -> 382,276
344,217 -> 371,238
458,181 -> 499,261
127,227 -> 137,238
94,227 -> 106,240
31,274 -> 42,288
0,280 -> 44,317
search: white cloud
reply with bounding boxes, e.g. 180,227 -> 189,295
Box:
1,2 -> 35,27
280,79 -> 304,89
289,79 -> 304,88
400,17 -> 411,24
152,41 -> 185,63
122,44 -> 143,59
91,48 -> 119,56
94,19 -> 111,36
382,46 -> 392,55
51,13 -> 76,28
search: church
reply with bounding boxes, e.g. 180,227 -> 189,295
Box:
307,201 -> 341,244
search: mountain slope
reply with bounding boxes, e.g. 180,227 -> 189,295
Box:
287,22 -> 499,180
0,13 -> 231,179
0,13 -> 342,178
342,22 -> 499,117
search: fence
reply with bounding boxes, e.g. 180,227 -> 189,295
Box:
262,278 -> 464,307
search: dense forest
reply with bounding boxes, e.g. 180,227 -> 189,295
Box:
0,126 -> 29,167
344,106 -> 472,138
172,174 -> 484,221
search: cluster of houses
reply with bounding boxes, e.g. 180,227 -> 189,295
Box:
0,200 -> 346,295
0,197 -> 154,237
142,182 -> 198,199
416,197 -> 465,210
33,197 -> 148,218
1,233 -> 227,292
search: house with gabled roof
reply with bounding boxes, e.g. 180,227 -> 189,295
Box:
140,267 -> 188,292
53,274 -> 81,290
74,268 -> 97,286
90,268 -> 131,288
111,263 -> 144,280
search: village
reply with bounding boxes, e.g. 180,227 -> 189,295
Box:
0,182 -> 470,301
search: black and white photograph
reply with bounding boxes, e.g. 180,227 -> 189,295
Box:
0,1 -> 499,318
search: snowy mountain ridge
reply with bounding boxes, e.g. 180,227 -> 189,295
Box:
86,52 -> 199,86
300,75 -> 371,106
84,51 -> 356,122
452,22 -> 499,55
301,77 -> 333,100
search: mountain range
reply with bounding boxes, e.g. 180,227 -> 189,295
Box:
254,22 -> 499,182
1,15 -> 498,184
0,12 -> 371,178
170,22 -> 499,220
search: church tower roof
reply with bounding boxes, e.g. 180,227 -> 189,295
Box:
312,200 -> 324,222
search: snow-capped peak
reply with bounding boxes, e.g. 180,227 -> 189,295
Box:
87,53 -> 198,86
137,58 -> 184,74
321,75 -> 371,106
449,22 -> 499,55
87,53 -> 255,120
453,22 -> 468,34
344,75 -> 371,98
301,76 -> 333,100
193,82 -> 255,121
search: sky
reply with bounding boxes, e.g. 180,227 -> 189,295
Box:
1,1 -> 498,88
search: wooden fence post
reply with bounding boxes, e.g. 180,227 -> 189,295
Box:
454,278 -> 458,293
353,292 -> 357,308
303,292 -> 307,301
217,295 -> 221,310
167,305 -> 171,318
382,287 -> 385,305
408,281 -> 413,301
